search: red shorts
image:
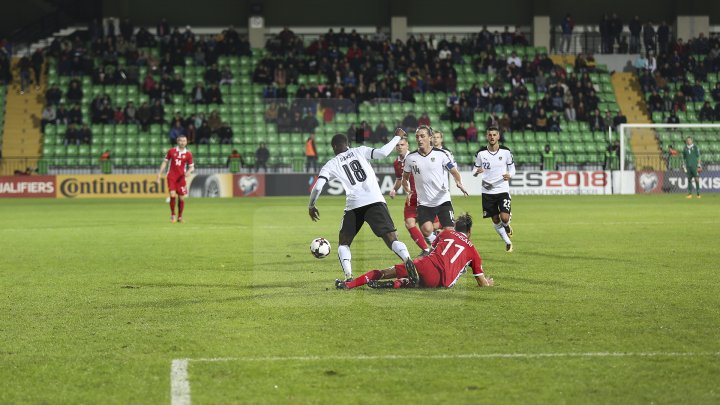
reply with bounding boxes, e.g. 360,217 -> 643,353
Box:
394,257 -> 441,288
403,204 -> 418,220
403,203 -> 440,228
167,175 -> 187,195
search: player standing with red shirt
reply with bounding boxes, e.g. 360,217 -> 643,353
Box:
336,214 -> 493,289
156,134 -> 194,223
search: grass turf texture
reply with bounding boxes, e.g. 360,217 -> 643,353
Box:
1,195 -> 719,404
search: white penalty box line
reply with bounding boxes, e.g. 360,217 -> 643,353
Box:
170,351 -> 720,405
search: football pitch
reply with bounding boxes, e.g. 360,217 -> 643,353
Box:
1,194 -> 719,404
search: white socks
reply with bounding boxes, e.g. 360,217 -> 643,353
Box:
391,240 -> 411,261
337,245 -> 352,280
426,232 -> 437,245
494,222 -> 512,244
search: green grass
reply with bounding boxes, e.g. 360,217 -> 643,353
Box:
1,195 -> 719,404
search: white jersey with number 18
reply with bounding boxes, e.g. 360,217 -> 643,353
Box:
317,146 -> 383,210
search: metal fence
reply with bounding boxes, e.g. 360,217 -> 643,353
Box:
550,27 -> 674,55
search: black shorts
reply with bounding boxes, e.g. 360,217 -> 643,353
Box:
482,192 -> 511,218
340,202 -> 396,241
417,201 -> 455,228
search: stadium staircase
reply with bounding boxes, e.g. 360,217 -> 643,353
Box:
549,54 -> 575,67
0,57 -> 43,175
612,72 -> 663,170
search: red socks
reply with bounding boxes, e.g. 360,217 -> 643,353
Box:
409,227 -> 428,250
346,270 -> 383,289
178,199 -> 185,217
169,196 -> 176,215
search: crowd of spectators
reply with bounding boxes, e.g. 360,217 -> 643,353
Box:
254,26 -> 620,145
639,33 -> 720,122
39,18 -> 253,146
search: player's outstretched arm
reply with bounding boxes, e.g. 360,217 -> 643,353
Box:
450,167 -> 469,196
308,177 -> 327,221
156,160 -> 167,183
389,178 -> 402,199
475,274 -> 494,287
309,206 -> 320,221
372,129 -> 406,159
401,172 -> 412,194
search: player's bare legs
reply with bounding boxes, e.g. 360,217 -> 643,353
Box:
492,214 -> 513,252
380,232 -> 416,285
177,194 -> 186,223
500,212 -> 512,237
168,190 -> 178,223
337,266 -> 414,289
337,232 -> 356,281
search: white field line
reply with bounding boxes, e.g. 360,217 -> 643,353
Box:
170,351 -> 720,404
170,359 -> 190,405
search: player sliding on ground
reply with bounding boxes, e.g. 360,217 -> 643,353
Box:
335,213 -> 493,289
156,134 -> 194,223
309,130 -> 418,283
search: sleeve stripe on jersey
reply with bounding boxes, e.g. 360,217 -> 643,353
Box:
318,175 -> 329,182
371,149 -> 376,159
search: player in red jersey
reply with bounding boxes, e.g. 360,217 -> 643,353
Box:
388,137 -> 430,255
156,134 -> 194,223
335,213 -> 493,289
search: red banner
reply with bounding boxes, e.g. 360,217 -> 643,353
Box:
233,174 -> 265,197
0,176 -> 56,198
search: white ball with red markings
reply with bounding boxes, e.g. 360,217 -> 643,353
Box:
310,237 -> 331,259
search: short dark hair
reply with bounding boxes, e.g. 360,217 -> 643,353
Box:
176,134 -> 187,139
454,213 -> 473,233
486,125 -> 500,133
331,134 -> 348,148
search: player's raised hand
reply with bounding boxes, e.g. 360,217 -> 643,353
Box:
394,127 -> 407,138
389,189 -> 397,199
309,206 -> 320,221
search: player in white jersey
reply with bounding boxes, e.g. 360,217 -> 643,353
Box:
308,131 -> 418,284
473,126 -> 515,252
402,125 -> 468,247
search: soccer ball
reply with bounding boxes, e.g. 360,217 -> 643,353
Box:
310,237 -> 331,259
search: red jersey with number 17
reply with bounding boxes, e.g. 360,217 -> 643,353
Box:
427,229 -> 484,287
164,147 -> 194,177
393,152 -> 417,206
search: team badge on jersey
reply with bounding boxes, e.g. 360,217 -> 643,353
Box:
431,157 -> 435,162
499,157 -> 503,160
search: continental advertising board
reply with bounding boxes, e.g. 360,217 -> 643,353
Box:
55,174 -> 235,198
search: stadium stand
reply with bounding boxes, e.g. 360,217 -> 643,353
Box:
638,34 -> 720,167
38,25 -> 623,172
